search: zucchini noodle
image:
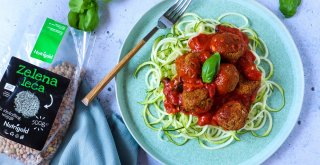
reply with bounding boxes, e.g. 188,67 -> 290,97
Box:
135,12 -> 285,149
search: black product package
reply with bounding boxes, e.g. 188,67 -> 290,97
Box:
0,57 -> 70,150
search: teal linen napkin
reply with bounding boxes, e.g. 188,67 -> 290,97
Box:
51,81 -> 138,165
0,81 -> 138,165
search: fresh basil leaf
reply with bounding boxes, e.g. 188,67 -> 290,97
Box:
202,53 -> 221,83
68,11 -> 80,29
68,0 -> 100,31
77,4 -> 99,31
85,8 -> 99,31
279,0 -> 301,18
78,13 -> 87,30
69,0 -> 84,13
79,1 -> 96,13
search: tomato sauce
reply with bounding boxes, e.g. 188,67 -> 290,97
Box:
238,51 -> 262,81
162,25 -> 262,127
189,34 -> 213,52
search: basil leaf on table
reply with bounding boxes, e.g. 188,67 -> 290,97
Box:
202,53 -> 221,83
279,0 -> 301,18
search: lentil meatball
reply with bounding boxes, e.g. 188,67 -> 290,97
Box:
235,75 -> 261,95
214,64 -> 240,95
215,101 -> 248,130
210,32 -> 245,63
182,88 -> 213,114
175,53 -> 201,81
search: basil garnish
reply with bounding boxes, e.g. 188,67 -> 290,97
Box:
202,53 -> 221,83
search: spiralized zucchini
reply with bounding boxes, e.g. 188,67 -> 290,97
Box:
135,12 -> 285,149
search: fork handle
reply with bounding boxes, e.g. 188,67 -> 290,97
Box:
82,27 -> 159,106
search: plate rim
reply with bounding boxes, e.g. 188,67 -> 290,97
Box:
115,0 -> 305,164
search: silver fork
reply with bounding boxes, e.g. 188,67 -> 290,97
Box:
145,0 -> 192,40
82,0 -> 192,106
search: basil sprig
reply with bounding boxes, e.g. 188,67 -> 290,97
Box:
68,0 -> 100,31
279,0 -> 301,18
202,53 -> 221,83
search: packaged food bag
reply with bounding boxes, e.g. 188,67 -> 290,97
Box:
0,12 -> 95,164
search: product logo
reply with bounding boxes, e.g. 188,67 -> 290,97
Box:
32,50 -> 54,60
3,121 -> 29,134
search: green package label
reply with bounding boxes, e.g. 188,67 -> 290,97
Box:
31,18 -> 68,63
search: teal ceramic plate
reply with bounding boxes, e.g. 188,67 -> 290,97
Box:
116,0 -> 304,164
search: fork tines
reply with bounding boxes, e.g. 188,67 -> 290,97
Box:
164,0 -> 192,23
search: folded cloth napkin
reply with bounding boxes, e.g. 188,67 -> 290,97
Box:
52,81 -> 139,165
0,81 -> 138,165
